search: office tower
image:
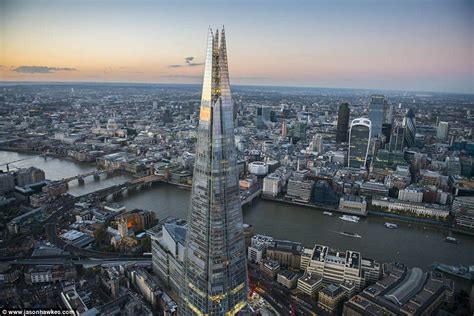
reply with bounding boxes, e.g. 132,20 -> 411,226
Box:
388,124 -> 405,152
312,134 -> 323,153
348,118 -> 371,169
163,108 -> 172,123
336,102 -> 350,143
233,101 -> 238,120
368,95 -> 386,138
437,121 -> 449,140
382,123 -> 392,144
293,121 -> 307,143
181,28 -> 248,315
281,121 -> 288,138
446,156 -> 462,177
269,110 -> 277,122
254,106 -> 265,129
402,108 -> 416,148
386,104 -> 395,125
262,106 -> 271,121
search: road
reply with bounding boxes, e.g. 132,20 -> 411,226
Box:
9,257 -> 151,267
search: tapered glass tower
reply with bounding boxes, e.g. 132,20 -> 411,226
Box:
181,28 -> 248,315
402,109 -> 416,148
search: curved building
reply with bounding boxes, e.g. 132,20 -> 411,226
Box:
348,118 -> 371,169
385,267 -> 425,305
181,28 -> 248,315
402,109 -> 416,148
336,103 -> 350,143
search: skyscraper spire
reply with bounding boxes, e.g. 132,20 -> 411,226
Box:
180,27 -> 248,316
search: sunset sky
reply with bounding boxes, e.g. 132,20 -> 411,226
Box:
1,0 -> 473,93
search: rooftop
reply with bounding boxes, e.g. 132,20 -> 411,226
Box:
321,284 -> 344,297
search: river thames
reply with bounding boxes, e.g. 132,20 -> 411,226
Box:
2,150 -> 474,271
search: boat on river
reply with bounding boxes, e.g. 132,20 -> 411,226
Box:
340,231 -> 362,238
323,211 -> 333,216
445,236 -> 458,244
339,215 -> 360,223
384,222 -> 398,229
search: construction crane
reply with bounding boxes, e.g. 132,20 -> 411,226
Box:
0,156 -> 38,172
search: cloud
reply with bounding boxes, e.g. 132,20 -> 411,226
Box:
168,56 -> 204,68
234,76 -> 270,80
160,74 -> 202,79
13,66 -> 77,74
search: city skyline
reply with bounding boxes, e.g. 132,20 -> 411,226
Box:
1,0 -> 473,94
1,1 -> 473,314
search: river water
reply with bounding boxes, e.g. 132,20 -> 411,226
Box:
2,151 -> 474,272
0,151 -> 131,196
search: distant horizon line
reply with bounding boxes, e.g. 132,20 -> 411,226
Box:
0,79 -> 472,96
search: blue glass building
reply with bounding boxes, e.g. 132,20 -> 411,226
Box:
369,95 -> 386,138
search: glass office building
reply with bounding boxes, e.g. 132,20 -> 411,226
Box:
180,28 -> 248,315
402,109 -> 416,148
336,102 -> 350,143
348,118 -> 372,169
368,95 -> 386,138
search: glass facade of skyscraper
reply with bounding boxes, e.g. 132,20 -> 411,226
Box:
368,95 -> 386,138
348,118 -> 371,169
336,102 -> 350,143
180,28 -> 248,315
403,109 -> 416,148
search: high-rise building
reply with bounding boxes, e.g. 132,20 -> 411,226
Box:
437,121 -> 449,140
348,118 -> 371,169
254,105 -> 270,129
312,134 -> 323,153
368,95 -> 386,138
386,104 -> 395,125
292,121 -> 307,143
388,124 -> 405,152
281,121 -> 288,138
381,123 -> 393,145
402,109 -> 416,148
336,103 -> 350,143
181,28 -> 248,315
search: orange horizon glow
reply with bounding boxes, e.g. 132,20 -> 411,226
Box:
1,0 -> 472,93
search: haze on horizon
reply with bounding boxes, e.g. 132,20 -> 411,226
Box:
0,0 -> 473,93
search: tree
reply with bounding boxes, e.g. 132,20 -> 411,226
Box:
94,226 -> 107,244
141,237 -> 151,252
389,187 -> 399,198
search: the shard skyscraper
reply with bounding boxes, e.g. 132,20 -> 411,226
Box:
180,28 -> 248,315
